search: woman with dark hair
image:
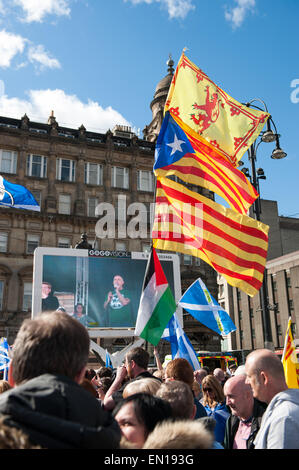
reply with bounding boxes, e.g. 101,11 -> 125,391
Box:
112,393 -> 172,448
201,374 -> 230,445
72,303 -> 93,327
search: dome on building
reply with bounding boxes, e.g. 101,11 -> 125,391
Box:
152,55 -> 174,101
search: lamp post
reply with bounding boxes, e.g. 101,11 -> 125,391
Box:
242,99 -> 287,350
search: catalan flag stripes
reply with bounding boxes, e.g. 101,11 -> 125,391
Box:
155,112 -> 258,214
152,177 -> 269,297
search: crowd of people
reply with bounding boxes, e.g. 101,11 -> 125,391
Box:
0,310 -> 298,450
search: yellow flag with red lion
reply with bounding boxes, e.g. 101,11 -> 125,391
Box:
165,53 -> 269,167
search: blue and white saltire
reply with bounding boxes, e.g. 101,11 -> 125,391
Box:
161,312 -> 200,371
105,349 -> 113,369
179,277 -> 236,337
0,175 -> 40,211
0,337 -> 11,381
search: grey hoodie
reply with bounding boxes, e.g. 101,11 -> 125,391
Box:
254,389 -> 299,449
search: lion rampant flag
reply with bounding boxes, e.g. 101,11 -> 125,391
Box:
282,318 -> 299,389
165,53 -> 270,167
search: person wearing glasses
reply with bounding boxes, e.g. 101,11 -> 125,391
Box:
201,374 -> 230,445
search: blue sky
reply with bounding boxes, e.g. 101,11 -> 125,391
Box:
0,0 -> 298,217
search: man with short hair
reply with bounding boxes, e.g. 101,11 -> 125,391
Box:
245,348 -> 299,449
213,368 -> 226,387
165,358 -> 207,419
223,374 -> 267,449
41,281 -> 59,312
103,347 -> 159,411
156,380 -> 196,420
0,311 -> 121,449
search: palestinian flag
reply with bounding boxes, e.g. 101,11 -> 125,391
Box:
134,247 -> 176,346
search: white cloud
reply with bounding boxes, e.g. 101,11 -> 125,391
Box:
124,0 -> 195,20
225,0 -> 256,28
0,29 -> 61,72
28,44 -> 61,71
0,88 -> 132,133
0,30 -> 27,68
13,0 -> 71,23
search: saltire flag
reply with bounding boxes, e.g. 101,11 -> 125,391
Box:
282,318 -> 299,389
0,175 -> 40,211
105,349 -> 113,369
165,52 -> 269,167
161,312 -> 200,371
154,111 -> 258,215
0,337 -> 11,381
152,177 -> 269,297
179,278 -> 236,336
134,246 -> 176,346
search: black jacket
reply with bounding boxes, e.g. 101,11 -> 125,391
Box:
0,373 -> 121,449
223,398 -> 267,449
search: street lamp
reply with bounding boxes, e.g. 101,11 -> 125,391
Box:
243,99 -> 287,350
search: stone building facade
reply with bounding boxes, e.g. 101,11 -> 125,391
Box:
218,199 -> 299,352
0,60 -> 220,354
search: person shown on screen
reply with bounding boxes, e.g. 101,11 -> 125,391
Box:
72,303 -> 93,328
103,275 -> 133,327
41,282 -> 59,312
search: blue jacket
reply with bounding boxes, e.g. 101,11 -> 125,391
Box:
204,402 -> 230,444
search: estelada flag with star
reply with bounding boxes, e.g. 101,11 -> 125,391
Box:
165,52 -> 269,167
154,111 -> 258,215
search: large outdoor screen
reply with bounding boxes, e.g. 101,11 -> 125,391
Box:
32,247 -> 181,334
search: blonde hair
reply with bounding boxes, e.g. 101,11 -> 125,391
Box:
0,381 -> 12,394
123,378 -> 161,398
202,374 -> 225,408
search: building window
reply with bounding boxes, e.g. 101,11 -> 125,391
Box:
0,233 -> 8,252
85,163 -> 103,185
137,170 -> 154,192
58,194 -> 71,215
142,243 -> 151,253
30,190 -> 42,208
26,154 -> 47,178
22,281 -> 32,311
0,149 -> 17,174
58,237 -> 71,248
115,241 -> 126,251
111,166 -> 129,189
183,254 -> 192,266
87,197 -> 98,217
0,280 -> 3,310
56,158 -> 75,182
26,234 -> 40,254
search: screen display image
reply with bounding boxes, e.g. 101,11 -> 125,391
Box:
33,248 -> 181,331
